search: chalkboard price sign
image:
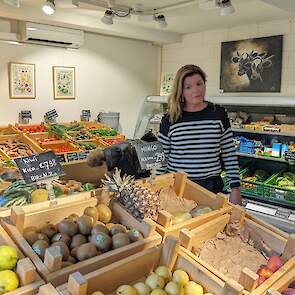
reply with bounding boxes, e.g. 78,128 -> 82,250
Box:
134,141 -> 166,170
82,110 -> 91,118
20,110 -> 32,119
45,109 -> 58,121
285,151 -> 295,165
14,151 -> 65,184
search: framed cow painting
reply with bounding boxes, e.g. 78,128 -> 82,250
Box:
220,35 -> 283,92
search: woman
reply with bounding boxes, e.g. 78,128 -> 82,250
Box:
157,64 -> 241,204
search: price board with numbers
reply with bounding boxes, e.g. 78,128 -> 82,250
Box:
14,151 -> 65,184
133,141 -> 166,170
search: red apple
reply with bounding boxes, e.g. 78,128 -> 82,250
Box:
257,267 -> 273,279
267,256 -> 283,272
282,288 -> 295,295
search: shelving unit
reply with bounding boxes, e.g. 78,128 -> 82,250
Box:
236,152 -> 288,163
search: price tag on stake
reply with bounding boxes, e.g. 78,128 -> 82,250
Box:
45,109 -> 58,122
20,110 -> 32,119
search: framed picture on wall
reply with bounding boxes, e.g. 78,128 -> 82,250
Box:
8,62 -> 36,99
53,66 -> 75,99
220,35 -> 283,93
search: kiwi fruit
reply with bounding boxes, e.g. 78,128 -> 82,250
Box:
77,215 -> 93,235
112,233 -> 131,249
91,224 -> 109,236
67,255 -> 77,264
109,224 -> 127,236
41,223 -> 57,239
128,229 -> 143,242
68,213 -> 79,222
32,240 -> 49,259
90,232 -> 112,252
51,233 -> 71,247
71,247 -> 79,259
76,243 -> 98,261
84,207 -> 99,222
37,233 -> 50,244
51,241 -> 70,261
58,218 -> 78,236
24,231 -> 40,246
70,234 -> 87,249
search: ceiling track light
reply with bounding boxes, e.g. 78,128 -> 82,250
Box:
42,0 -> 55,15
218,0 -> 235,16
101,9 -> 114,25
154,14 -> 168,29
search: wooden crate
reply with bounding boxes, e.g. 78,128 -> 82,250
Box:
0,124 -> 19,135
266,267 -> 295,294
14,123 -> 47,134
55,236 -> 245,295
136,172 -> 229,239
0,134 -> 44,159
1,192 -> 162,287
179,206 -> 295,294
0,223 -> 44,295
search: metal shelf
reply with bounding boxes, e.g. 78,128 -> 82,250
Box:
236,152 -> 288,163
232,128 -> 295,137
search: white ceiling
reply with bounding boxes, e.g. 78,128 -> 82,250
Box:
0,0 -> 295,43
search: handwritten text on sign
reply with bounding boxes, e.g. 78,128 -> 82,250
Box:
134,142 -> 166,170
14,151 -> 65,184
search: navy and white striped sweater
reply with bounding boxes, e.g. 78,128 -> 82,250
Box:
157,103 -> 240,189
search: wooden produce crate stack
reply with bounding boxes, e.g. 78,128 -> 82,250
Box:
179,206 -> 295,295
14,123 -> 47,134
0,223 -> 44,294
135,172 -> 230,239
267,267 -> 295,294
1,192 -> 162,286
0,133 -> 43,160
56,236 -> 245,295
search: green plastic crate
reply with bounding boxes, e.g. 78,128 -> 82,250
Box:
240,161 -> 286,199
263,170 -> 295,207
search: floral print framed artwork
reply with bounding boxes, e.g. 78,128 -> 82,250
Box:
53,66 -> 75,99
9,62 -> 36,99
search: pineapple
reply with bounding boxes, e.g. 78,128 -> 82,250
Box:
102,168 -> 160,221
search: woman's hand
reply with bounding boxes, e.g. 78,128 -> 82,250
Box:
230,187 -> 242,205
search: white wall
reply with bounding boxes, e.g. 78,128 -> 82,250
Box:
0,25 -> 160,138
162,18 -> 295,97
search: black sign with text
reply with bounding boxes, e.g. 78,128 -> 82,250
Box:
45,109 -> 58,121
133,141 -> 165,170
20,110 -> 32,119
285,151 -> 295,164
14,151 -> 65,184
82,110 -> 91,118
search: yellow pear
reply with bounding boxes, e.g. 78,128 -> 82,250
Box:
145,273 -> 165,290
172,270 -> 189,286
165,281 -> 184,295
91,292 -> 104,295
116,285 -> 138,295
184,282 -> 203,295
150,289 -> 167,295
155,266 -> 172,283
133,282 -> 150,295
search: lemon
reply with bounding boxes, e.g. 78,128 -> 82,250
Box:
0,245 -> 18,270
172,270 -> 189,286
150,289 -> 167,295
31,189 -> 49,203
0,270 -> 19,294
91,292 -> 104,295
155,266 -> 172,283
184,282 -> 203,295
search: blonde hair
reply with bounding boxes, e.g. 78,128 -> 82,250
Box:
168,65 -> 207,123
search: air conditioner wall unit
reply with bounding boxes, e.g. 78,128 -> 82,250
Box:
19,22 -> 84,48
